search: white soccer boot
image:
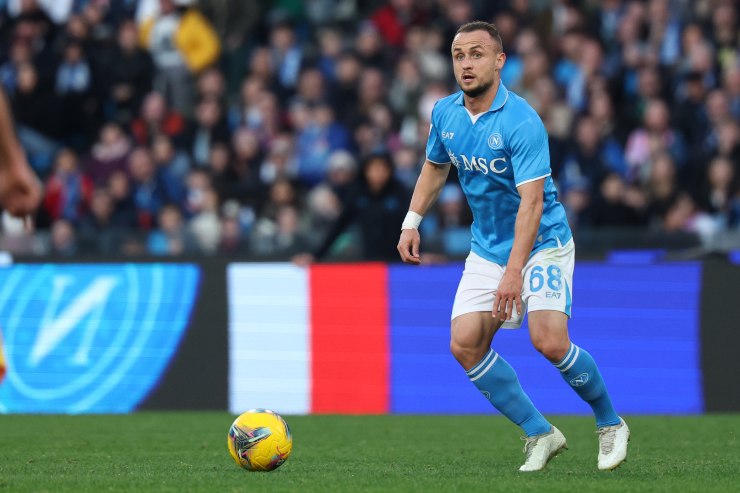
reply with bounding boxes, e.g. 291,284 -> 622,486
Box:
597,417 -> 630,470
519,426 -> 568,472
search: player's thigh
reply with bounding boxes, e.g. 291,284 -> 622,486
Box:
522,240 -> 575,360
521,240 -> 574,319
451,251 -> 504,321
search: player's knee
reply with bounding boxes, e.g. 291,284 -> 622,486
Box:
530,331 -> 569,362
450,340 -> 485,371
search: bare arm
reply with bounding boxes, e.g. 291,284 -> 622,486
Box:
0,87 -> 42,217
397,160 -> 451,264
0,87 -> 24,170
507,179 -> 544,273
493,178 -> 544,322
408,160 -> 451,215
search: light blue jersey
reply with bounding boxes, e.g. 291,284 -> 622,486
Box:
426,81 -> 572,265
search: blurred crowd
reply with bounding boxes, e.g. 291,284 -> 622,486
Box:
0,0 -> 738,259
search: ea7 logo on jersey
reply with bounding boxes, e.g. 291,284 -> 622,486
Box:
441,131 -> 455,139
488,133 -> 503,149
0,264 -> 200,413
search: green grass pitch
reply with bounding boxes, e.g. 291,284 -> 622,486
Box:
0,413 -> 738,492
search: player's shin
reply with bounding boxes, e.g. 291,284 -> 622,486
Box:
554,342 -> 620,427
467,348 -> 551,436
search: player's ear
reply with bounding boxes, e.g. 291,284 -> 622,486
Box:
495,51 -> 506,70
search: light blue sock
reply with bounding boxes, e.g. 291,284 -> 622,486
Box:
467,348 -> 552,437
554,342 -> 620,427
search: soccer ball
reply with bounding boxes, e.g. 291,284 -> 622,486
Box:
227,409 -> 293,471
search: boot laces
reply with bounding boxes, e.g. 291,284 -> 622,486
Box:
597,425 -> 618,454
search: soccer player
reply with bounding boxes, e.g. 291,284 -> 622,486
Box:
397,21 -> 629,472
0,86 -> 43,383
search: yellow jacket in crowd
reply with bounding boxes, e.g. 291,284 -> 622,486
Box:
139,9 -> 221,73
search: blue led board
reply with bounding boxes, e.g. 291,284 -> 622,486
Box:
389,262 -> 703,414
0,264 -> 200,413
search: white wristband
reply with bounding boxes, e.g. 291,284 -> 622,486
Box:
401,211 -> 423,230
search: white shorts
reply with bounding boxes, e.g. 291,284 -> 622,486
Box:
451,239 -> 575,328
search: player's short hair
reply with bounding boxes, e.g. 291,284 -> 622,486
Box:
455,21 -> 503,52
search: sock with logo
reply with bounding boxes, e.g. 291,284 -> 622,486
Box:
554,342 -> 620,427
467,348 -> 552,436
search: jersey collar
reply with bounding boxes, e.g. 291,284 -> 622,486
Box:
454,80 -> 509,112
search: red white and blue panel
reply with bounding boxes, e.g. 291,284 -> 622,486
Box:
228,262 -> 703,415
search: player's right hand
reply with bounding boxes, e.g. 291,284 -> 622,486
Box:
397,228 -> 421,265
0,157 -> 42,218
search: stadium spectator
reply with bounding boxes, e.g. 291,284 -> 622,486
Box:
323,149 -> 357,204
106,170 -> 138,229
127,146 -> 174,229
260,135 -> 297,185
104,19 -> 154,125
139,0 -> 220,115
696,156 -> 738,221
151,132 -> 190,182
78,188 -> 128,255
0,40 -> 32,95
268,20 -> 303,98
331,51 -> 362,128
204,142 -> 234,200
229,126 -> 263,207
182,96 -> 229,167
55,40 -> 99,147
12,62 -> 61,174
42,148 -> 93,225
625,99 -> 686,180
644,152 -> 680,227
218,213 -> 249,254
296,153 -> 410,263
251,204 -> 310,257
370,0 -> 428,48
315,26 -> 343,84
296,101 -> 351,187
83,122 -> 132,186
130,91 -> 185,146
188,185 -> 220,253
561,115 -> 627,193
48,218 -> 77,256
147,202 -> 192,255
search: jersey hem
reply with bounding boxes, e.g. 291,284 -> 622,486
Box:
515,173 -> 551,187
426,157 -> 451,165
470,231 -> 574,266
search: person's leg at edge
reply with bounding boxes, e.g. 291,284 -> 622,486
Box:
450,311 -> 551,437
527,310 -> 620,427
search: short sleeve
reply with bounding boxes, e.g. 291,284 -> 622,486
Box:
425,105 -> 451,165
508,116 -> 551,187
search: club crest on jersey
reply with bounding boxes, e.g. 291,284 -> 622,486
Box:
488,133 -> 503,150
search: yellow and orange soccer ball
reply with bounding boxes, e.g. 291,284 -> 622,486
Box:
227,409 -> 292,471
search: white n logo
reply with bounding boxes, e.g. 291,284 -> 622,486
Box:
29,275 -> 119,367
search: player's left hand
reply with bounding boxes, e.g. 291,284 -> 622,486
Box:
493,268 -> 523,323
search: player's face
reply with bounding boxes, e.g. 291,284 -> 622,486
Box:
451,31 -> 505,98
